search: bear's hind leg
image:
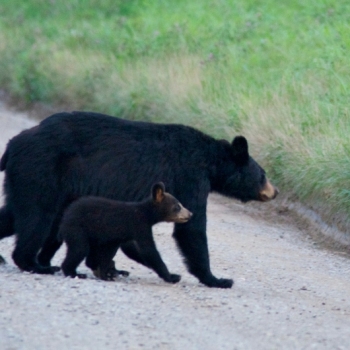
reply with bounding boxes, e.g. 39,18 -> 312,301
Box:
0,205 -> 14,239
12,212 -> 58,274
37,237 -> 62,272
37,213 -> 64,271
0,205 -> 14,264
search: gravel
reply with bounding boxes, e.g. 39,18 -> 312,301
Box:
1,102 -> 350,350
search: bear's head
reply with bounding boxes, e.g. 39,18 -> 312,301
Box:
215,136 -> 279,203
152,182 -> 192,223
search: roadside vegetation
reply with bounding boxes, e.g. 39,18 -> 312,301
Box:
1,0 -> 350,233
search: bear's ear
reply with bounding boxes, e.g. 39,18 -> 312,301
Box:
231,136 -> 249,165
219,139 -> 231,146
152,182 -> 165,203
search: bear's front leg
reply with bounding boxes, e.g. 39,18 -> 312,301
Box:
173,217 -> 234,289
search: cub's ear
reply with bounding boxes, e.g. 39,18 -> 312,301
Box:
231,136 -> 249,165
152,182 -> 165,203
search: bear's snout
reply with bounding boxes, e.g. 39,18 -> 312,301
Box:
259,179 -> 279,202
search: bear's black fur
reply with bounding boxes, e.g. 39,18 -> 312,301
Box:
0,111 -> 278,288
59,182 -> 192,282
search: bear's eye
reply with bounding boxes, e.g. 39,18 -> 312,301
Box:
174,204 -> 181,212
260,173 -> 266,185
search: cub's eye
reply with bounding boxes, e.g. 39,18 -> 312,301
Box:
174,204 -> 181,212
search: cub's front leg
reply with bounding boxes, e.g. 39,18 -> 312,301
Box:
136,237 -> 181,284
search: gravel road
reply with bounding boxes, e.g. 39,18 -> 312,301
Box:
1,102 -> 350,350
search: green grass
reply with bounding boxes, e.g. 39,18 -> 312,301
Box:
1,0 -> 350,233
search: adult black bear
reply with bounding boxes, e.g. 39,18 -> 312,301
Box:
59,182 -> 192,282
0,111 -> 278,288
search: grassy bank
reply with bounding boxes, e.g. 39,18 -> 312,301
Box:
1,0 -> 350,233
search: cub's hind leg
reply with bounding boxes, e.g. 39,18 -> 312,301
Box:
60,224 -> 90,279
90,244 -> 127,281
87,244 -> 129,280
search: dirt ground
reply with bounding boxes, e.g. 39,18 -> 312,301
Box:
1,102 -> 350,350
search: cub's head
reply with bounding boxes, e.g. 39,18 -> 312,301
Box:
152,182 -> 192,223
216,136 -> 279,203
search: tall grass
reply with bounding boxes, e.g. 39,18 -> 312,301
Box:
1,0 -> 350,233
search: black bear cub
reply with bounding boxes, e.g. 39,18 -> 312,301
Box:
59,182 -> 192,283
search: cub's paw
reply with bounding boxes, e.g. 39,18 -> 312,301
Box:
65,272 -> 87,279
168,274 -> 181,284
93,268 -> 102,279
107,268 -> 130,278
94,267 -> 130,281
116,269 -> 130,277
104,271 -> 117,281
93,268 -> 116,281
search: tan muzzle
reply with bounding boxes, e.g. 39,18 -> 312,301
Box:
259,179 -> 279,202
